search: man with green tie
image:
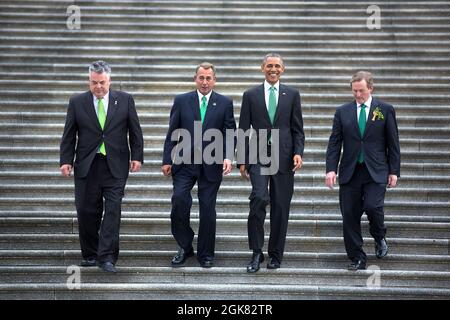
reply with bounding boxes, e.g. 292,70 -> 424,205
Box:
237,53 -> 305,273
162,62 -> 236,268
325,71 -> 401,270
60,60 -> 144,273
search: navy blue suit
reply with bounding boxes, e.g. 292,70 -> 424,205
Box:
326,97 -> 400,263
163,90 -> 236,261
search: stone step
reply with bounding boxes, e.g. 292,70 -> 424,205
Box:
1,266 -> 449,290
2,147 -> 449,163
2,171 -> 449,188
2,53 -> 450,68
2,99 -> 450,115
1,281 -> 449,300
1,182 -> 449,202
3,111 -> 450,128
0,19 -> 450,36
2,133 -> 449,152
0,249 -> 449,272
2,80 -> 450,95
3,159 -> 450,176
2,45 -> 450,60
0,196 -> 447,216
2,90 -> 450,109
2,62 -> 450,77
1,210 -> 449,223
0,217 -> 448,239
3,28 -> 450,42
4,36 -> 450,51
0,234 -> 447,255
2,72 -> 450,87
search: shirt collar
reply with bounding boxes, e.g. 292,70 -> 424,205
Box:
357,95 -> 372,108
93,91 -> 109,104
197,90 -> 213,103
264,80 -> 280,92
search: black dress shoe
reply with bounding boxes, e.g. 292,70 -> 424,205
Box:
246,253 -> 264,273
347,260 -> 366,271
99,261 -> 117,273
375,238 -> 388,258
199,260 -> 214,268
80,258 -> 97,267
266,257 -> 281,269
171,247 -> 194,266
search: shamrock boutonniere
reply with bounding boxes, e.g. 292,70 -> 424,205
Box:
371,107 -> 384,121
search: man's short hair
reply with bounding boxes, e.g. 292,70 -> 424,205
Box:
196,62 -> 216,76
351,71 -> 373,88
262,53 -> 284,66
89,60 -> 111,77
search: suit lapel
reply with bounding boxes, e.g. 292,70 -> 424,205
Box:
363,97 -> 377,138
104,91 -> 118,130
202,91 -> 217,128
351,101 -> 361,138
257,84 -> 271,125
190,91 -> 201,122
84,92 -> 102,131
273,84 -> 287,125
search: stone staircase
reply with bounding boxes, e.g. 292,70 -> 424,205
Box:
0,0 -> 449,299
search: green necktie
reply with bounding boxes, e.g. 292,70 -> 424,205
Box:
357,103 -> 367,163
268,86 -> 277,124
200,96 -> 207,123
97,98 -> 106,155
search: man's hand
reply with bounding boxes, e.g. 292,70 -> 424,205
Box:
388,174 -> 398,188
60,164 -> 72,177
161,164 -> 172,177
223,159 -> 232,176
130,160 -> 142,173
239,164 -> 249,181
325,171 -> 337,189
292,155 -> 302,171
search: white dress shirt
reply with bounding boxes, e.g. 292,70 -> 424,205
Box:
357,95 -> 372,123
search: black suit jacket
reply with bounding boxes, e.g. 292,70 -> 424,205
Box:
60,90 -> 144,179
326,97 -> 401,184
162,90 -> 236,182
237,83 -> 305,174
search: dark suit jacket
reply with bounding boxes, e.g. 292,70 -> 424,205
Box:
237,83 -> 305,174
326,97 -> 401,184
162,90 -> 236,182
60,90 -> 144,179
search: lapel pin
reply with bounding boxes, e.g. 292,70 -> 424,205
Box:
282,92 -> 286,95
114,100 -> 118,105
213,102 -> 217,106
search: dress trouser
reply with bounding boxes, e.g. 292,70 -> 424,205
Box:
247,164 -> 294,263
170,165 -> 221,262
339,163 -> 387,263
75,154 -> 126,264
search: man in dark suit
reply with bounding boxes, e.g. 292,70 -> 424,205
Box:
237,53 -> 305,273
162,62 -> 236,268
325,71 -> 400,270
60,60 -> 144,273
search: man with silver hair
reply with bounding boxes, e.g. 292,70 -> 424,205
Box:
60,60 -> 144,273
